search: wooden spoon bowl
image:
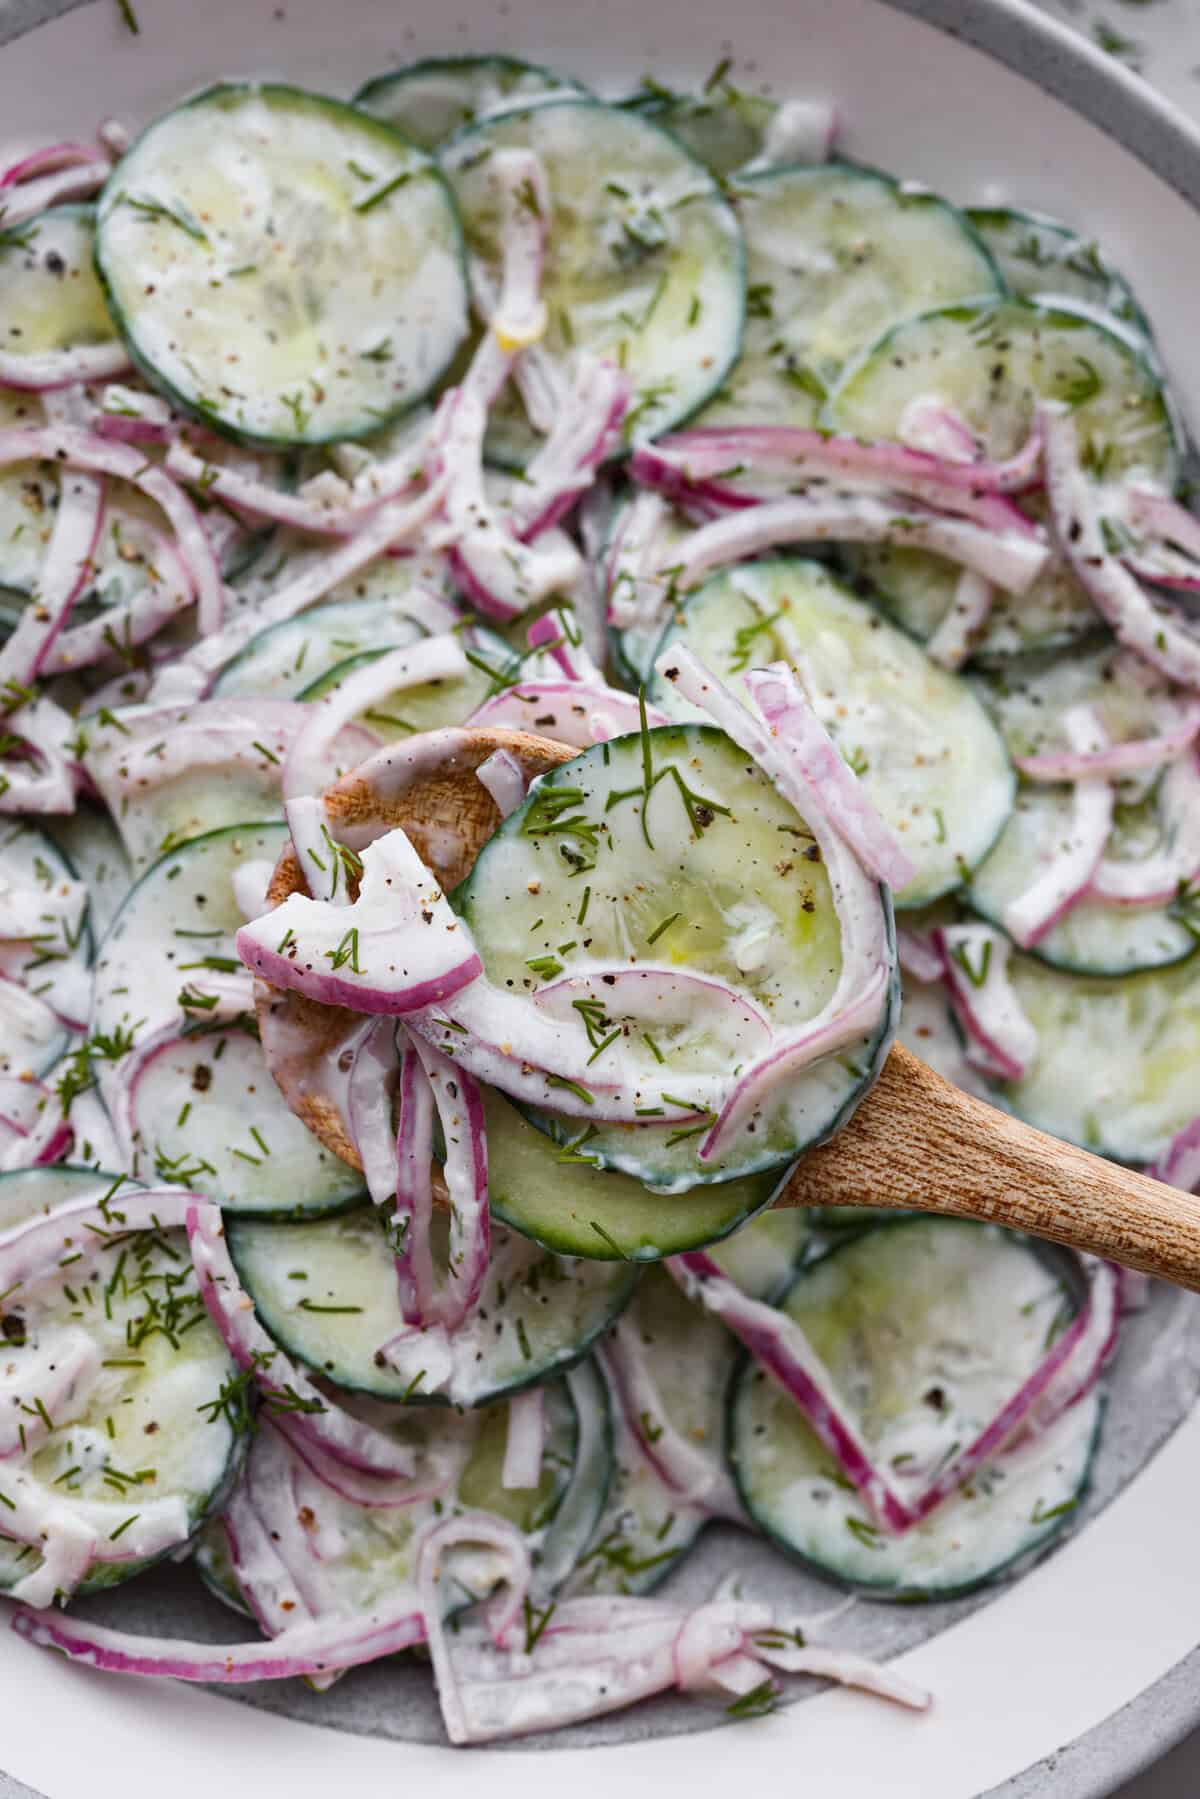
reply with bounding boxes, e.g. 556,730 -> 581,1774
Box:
256,725 -> 1200,1290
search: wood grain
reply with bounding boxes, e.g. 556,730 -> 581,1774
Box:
779,1043 -> 1200,1290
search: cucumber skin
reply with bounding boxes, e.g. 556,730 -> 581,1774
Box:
225,1208 -> 641,1409
94,82 -> 469,450
724,1220 -> 1098,1601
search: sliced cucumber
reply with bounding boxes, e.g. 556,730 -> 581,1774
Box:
210,565 -> 460,700
566,1372 -> 708,1596
45,803 -> 133,945
1002,950 -> 1200,1163
443,98 -> 744,464
0,205 -> 116,371
830,298 -> 1178,660
0,390 -> 60,604
0,819 -> 91,1080
648,558 -> 1015,907
621,81 -> 778,178
485,1086 -> 786,1262
296,623 -> 518,739
967,782 -> 1196,976
355,55 -> 585,149
125,1025 -> 364,1218
455,724 -> 895,1190
0,1172 -> 244,1598
92,820 -> 287,1049
90,820 -> 363,1215
79,703 -> 323,876
728,1217 -> 1098,1598
225,1205 -> 638,1407
0,1163 -> 122,1235
697,163 -> 999,430
973,639 -> 1194,766
96,83 -> 468,446
967,207 -> 1150,343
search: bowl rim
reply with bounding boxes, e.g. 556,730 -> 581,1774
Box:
1,2 -> 1200,1797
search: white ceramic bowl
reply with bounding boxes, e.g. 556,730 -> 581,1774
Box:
2,2 -> 1200,1793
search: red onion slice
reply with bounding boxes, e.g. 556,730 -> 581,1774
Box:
11,1596 -> 426,1684
925,569 -> 994,671
0,696 -> 77,813
1042,405 -> 1200,689
237,827 -> 484,1017
633,422 -> 1043,529
1001,705 -> 1115,947
935,923 -> 1039,1082
475,747 -> 529,817
668,1251 -> 915,1533
166,436 -> 423,537
40,530 -> 194,677
897,395 -> 981,462
509,354 -> 630,540
0,140 -> 104,186
1019,1260 -> 1121,1439
745,661 -> 916,890
0,158 -> 110,225
895,927 -> 944,985
600,1325 -> 741,1518
667,492 -> 1049,596
409,1036 -> 490,1332
501,1386 -> 547,1491
186,1203 -> 416,1478
1152,1117 -> 1200,1193
0,468 -> 102,687
1015,708 -> 1200,782
1089,748 -> 1200,905
0,341 -> 131,392
700,965 -> 892,1161
282,635 -> 468,804
390,1040 -> 440,1326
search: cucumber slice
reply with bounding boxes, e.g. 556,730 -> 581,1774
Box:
443,98 -> 744,465
0,1162 -> 122,1234
79,699 -> 347,876
91,821 -> 364,1217
0,820 -> 91,1080
210,566 -> 460,700
0,1170 -> 245,1598
567,1379 -> 706,1597
830,298 -> 1178,660
0,205 -> 116,372
621,82 -> 778,178
973,639 -> 1194,766
0,391 -> 60,604
697,163 -> 1000,430
455,723 -> 895,1190
225,1205 -> 638,1407
1001,950 -> 1200,1163
967,207 -> 1150,344
648,558 -> 1015,907
487,1084 -> 793,1262
967,782 -> 1196,976
355,56 -> 585,150
295,624 -> 518,739
45,802 -> 134,944
95,83 -> 468,446
93,820 -> 287,1050
728,1217 -> 1098,1598
125,1025 -> 365,1218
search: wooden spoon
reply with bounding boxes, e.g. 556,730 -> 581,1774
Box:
261,726 -> 1200,1291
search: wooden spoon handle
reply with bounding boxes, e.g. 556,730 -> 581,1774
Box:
777,1043 -> 1200,1290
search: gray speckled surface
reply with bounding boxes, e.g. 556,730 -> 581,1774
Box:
3,1 -> 1200,1795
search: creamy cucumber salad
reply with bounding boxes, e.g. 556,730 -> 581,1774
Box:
0,50 -> 1196,1744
